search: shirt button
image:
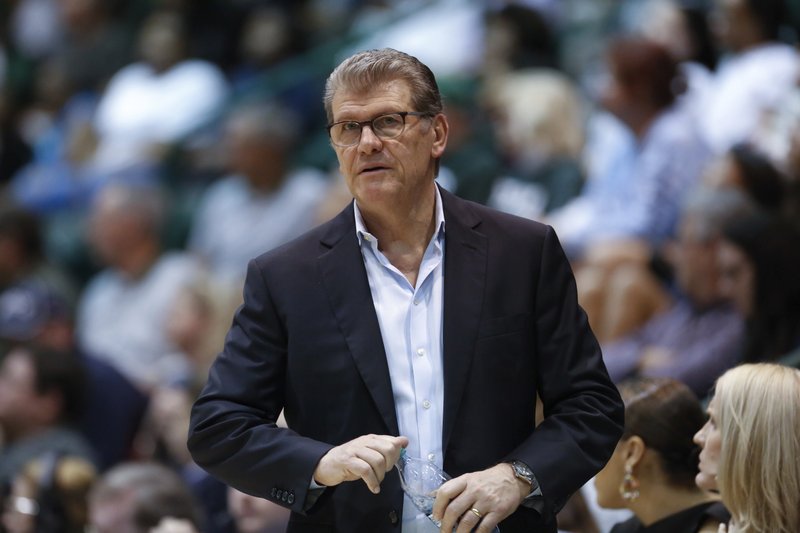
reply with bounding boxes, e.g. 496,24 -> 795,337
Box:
413,299 -> 420,306
427,453 -> 436,462
416,348 -> 425,357
422,400 -> 431,409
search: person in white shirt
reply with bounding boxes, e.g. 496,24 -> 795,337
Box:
91,10 -> 228,174
77,180 -> 202,390
187,103 -> 328,288
696,0 -> 799,155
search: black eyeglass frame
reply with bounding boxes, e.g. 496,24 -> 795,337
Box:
326,111 -> 433,147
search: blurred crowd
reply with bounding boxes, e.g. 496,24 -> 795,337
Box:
0,0 -> 799,532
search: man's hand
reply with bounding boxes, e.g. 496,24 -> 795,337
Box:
313,434 -> 409,494
431,463 -> 528,533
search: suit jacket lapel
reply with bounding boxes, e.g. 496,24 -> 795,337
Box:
440,189 -> 487,454
318,203 -> 400,436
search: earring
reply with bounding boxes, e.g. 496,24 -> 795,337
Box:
619,463 -> 640,501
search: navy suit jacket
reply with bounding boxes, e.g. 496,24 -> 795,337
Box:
188,188 -> 623,532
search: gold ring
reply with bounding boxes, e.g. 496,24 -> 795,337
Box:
469,507 -> 483,519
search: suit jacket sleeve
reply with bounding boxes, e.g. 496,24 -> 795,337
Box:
507,225 -> 624,515
187,258 -> 333,514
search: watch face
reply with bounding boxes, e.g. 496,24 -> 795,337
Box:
511,461 -> 533,484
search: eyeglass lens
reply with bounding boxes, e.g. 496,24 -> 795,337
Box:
331,113 -> 406,146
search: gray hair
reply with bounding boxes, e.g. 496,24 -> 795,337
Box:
90,462 -> 202,533
94,180 -> 167,236
323,48 -> 442,123
680,187 -> 759,242
225,101 -> 300,147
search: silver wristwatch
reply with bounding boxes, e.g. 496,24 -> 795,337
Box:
509,460 -> 538,493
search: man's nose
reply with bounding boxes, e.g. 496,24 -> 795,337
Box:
358,124 -> 383,153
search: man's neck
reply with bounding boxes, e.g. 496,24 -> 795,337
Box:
358,185 -> 438,286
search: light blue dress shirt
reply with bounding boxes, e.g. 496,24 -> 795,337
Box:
354,188 -> 446,533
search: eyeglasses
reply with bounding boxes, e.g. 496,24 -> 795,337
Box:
327,111 -> 432,147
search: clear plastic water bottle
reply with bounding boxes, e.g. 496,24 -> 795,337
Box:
395,449 -> 500,532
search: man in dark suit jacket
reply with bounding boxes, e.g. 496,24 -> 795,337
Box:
188,48 -> 623,533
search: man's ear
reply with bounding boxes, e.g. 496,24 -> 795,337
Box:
430,113 -> 449,159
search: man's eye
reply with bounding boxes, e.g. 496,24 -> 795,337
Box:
341,122 -> 361,132
376,115 -> 401,127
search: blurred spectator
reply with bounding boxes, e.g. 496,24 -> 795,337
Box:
0,343 -> 96,487
187,102 -> 327,287
551,36 -> 712,343
91,9 -> 228,174
88,461 -> 203,533
434,75 -> 501,204
483,68 -> 585,220
136,382 -> 233,533
694,363 -> 800,533
0,281 -> 147,470
594,378 -> 728,532
230,6 -> 306,88
8,56 -> 100,214
228,487 -> 290,533
549,36 -> 711,255
481,3 -> 559,77
717,211 -> 800,363
77,180 -> 203,390
136,280 -> 241,532
635,0 -> 718,71
0,203 -> 76,304
1,453 -> 96,533
633,0 -> 719,122
54,0 -> 132,94
696,0 -> 799,154
8,0 -> 63,62
0,91 -> 33,185
137,279 -> 244,533
165,280 -> 236,386
602,188 -> 753,397
702,143 -> 787,212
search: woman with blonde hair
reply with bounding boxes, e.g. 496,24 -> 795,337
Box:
694,363 -> 800,533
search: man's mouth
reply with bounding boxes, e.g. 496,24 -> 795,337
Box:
360,165 -> 388,174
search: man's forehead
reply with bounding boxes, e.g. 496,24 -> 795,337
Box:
331,80 -> 413,119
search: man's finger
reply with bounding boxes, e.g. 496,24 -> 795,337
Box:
455,505 -> 483,533
431,477 -> 467,526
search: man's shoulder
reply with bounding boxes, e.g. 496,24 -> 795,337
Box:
442,189 -> 552,240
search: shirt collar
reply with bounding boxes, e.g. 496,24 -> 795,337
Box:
354,186 -> 446,245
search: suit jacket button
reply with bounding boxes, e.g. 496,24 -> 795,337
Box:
287,492 -> 295,505
271,488 -> 277,498
281,492 -> 289,502
275,489 -> 283,500
389,510 -> 399,525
